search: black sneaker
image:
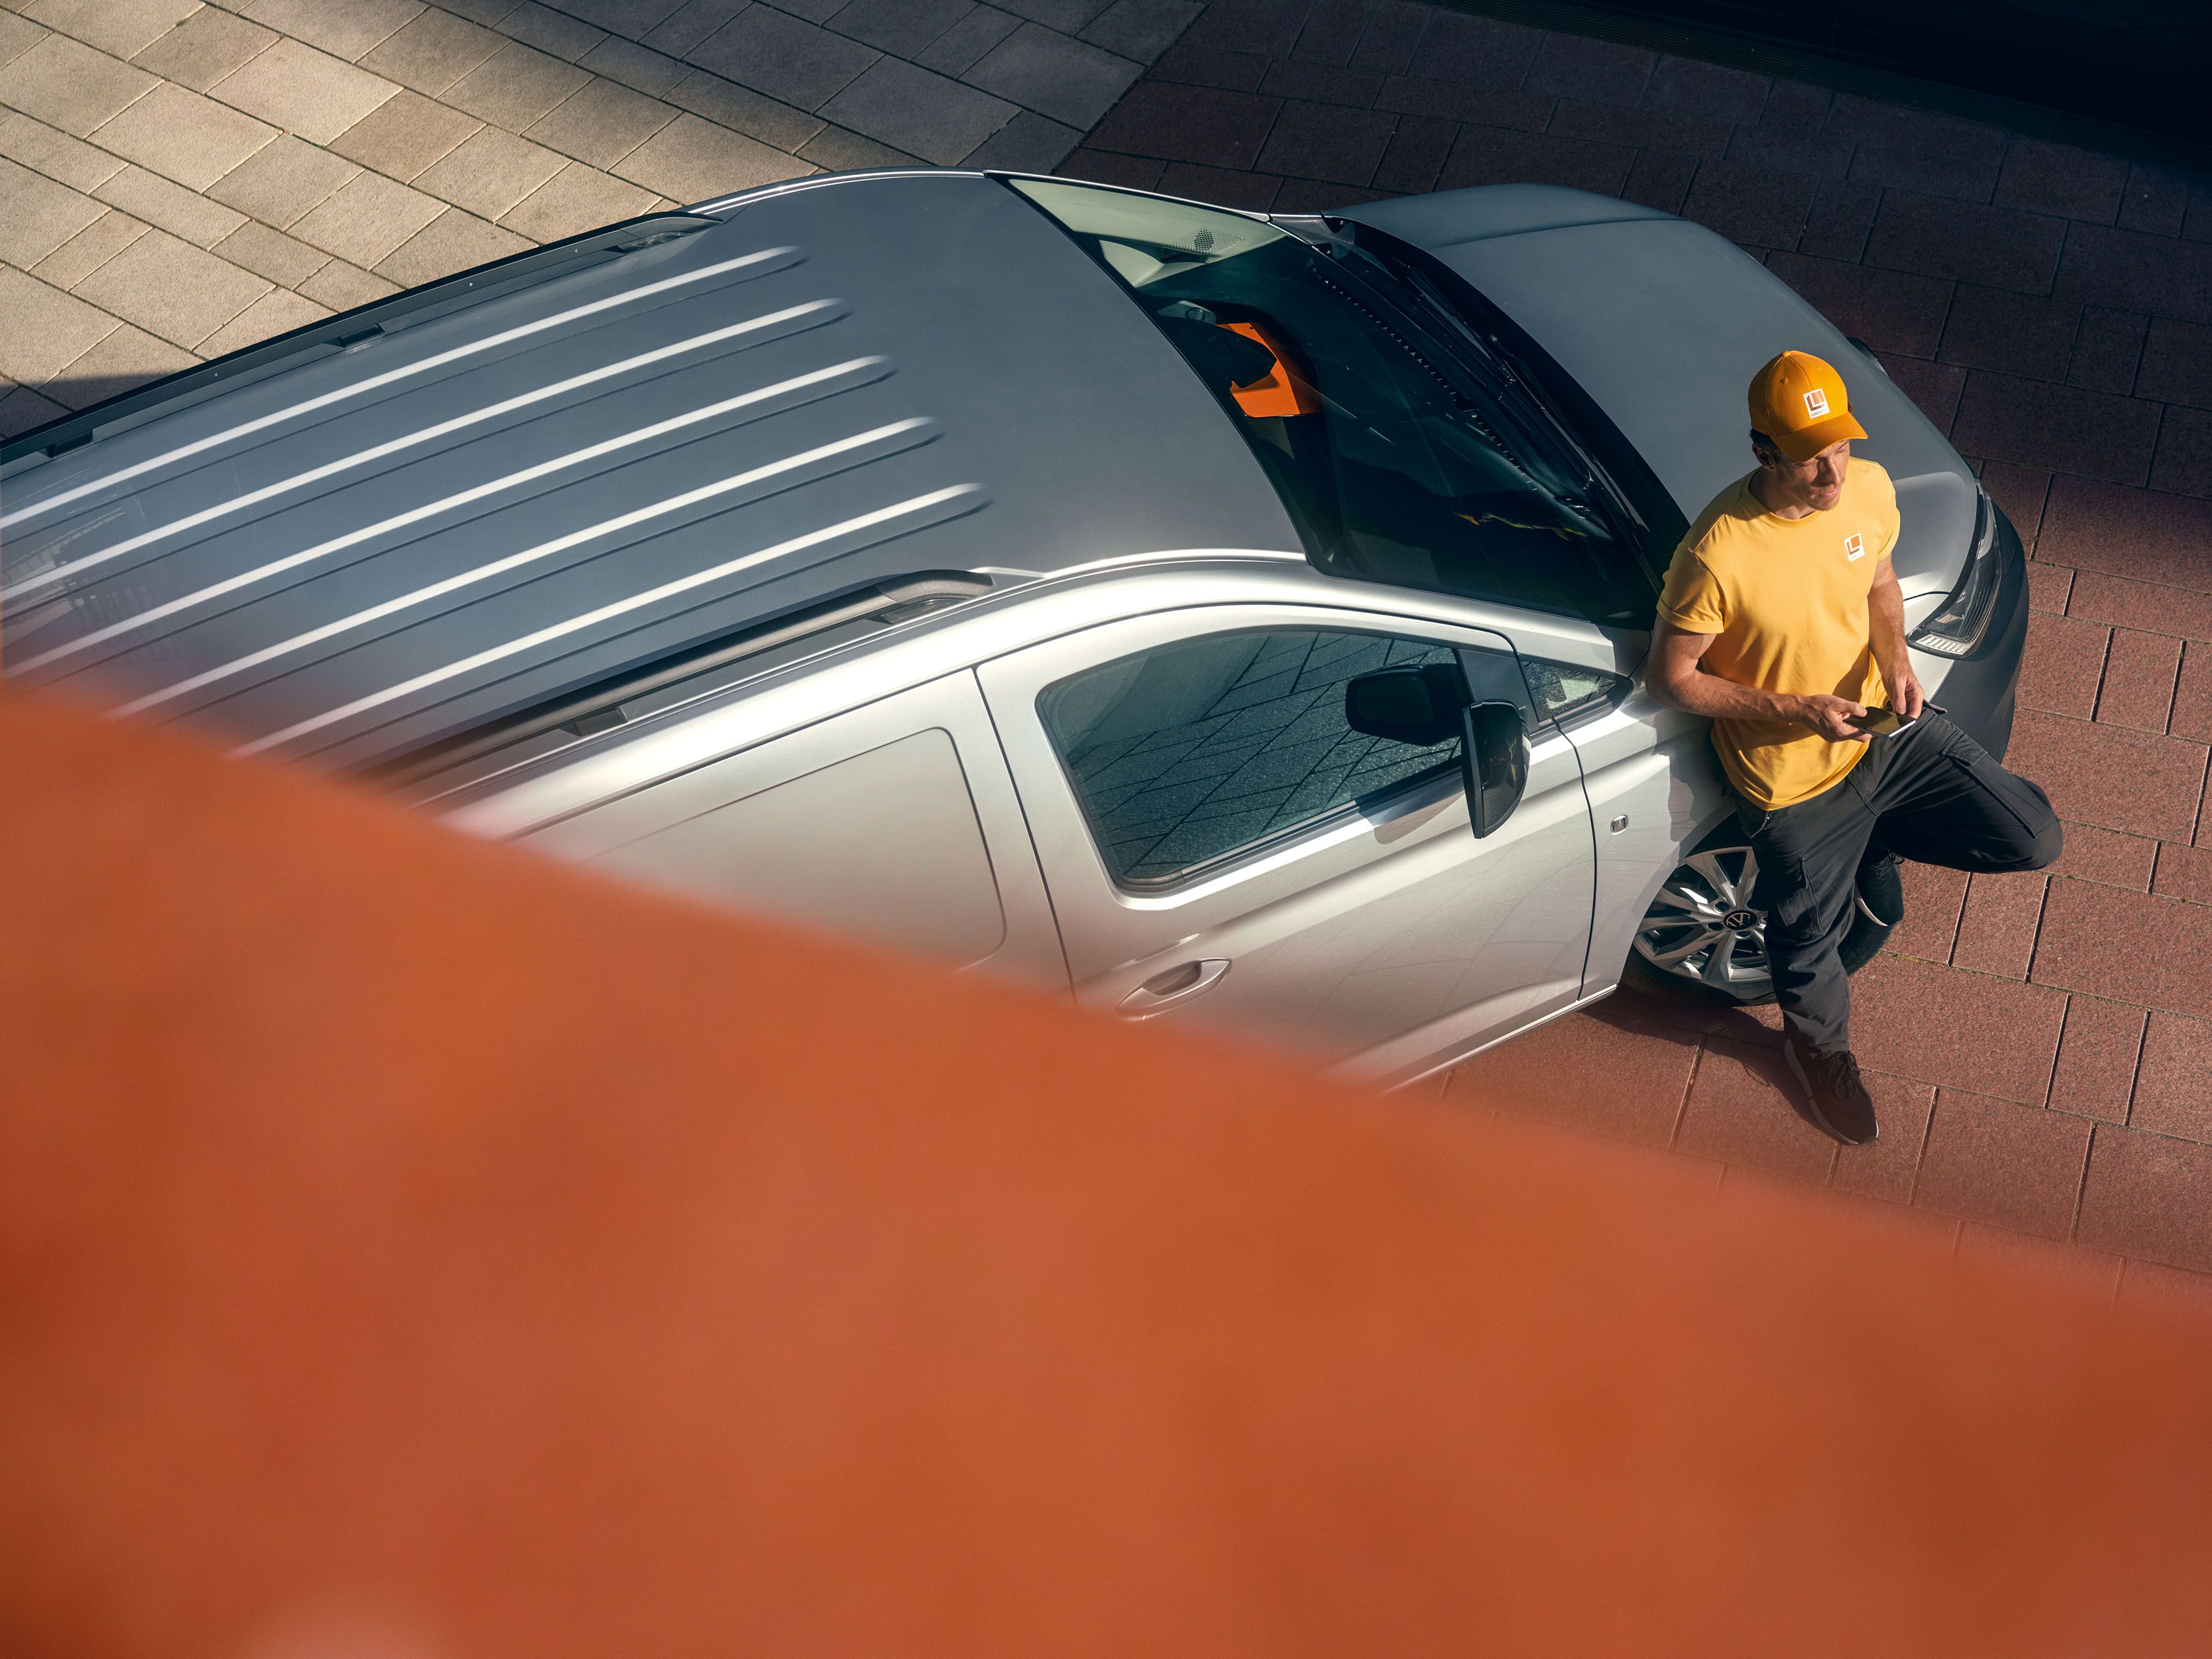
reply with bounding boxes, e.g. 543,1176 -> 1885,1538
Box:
1856,850 -> 1904,928
1783,1037 -> 1879,1144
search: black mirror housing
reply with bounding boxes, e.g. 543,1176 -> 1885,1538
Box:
1461,700 -> 1530,838
1343,662 -> 1469,748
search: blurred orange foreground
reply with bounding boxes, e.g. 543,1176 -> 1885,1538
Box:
3,691 -> 2211,1658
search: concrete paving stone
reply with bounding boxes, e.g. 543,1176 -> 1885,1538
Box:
1372,111 -> 1453,196
1640,51 -> 1766,124
1887,858 -> 1966,963
1827,1069 -> 1936,1202
1849,951 -> 2066,1103
29,206 -> 148,287
1436,124 -> 1631,197
212,217 -> 330,286
2096,627 -> 2182,731
23,0 -> 195,59
1953,1220 -> 2121,1303
1865,190 -> 2068,296
2045,820 -> 2156,892
1082,0 -> 1201,64
2133,317 -> 2212,412
1271,175 -> 1389,211
1994,135 -> 2124,225
2048,993 -> 2146,1125
0,6 -> 44,66
545,0 -> 687,34
193,283 -> 330,357
0,265 -> 116,383
1752,76 -> 1829,138
2117,159 -> 2191,236
2077,1124 -> 2212,1272
1951,870 -> 2046,980
0,382 -> 71,439
1179,0 -> 1306,60
1252,96 -> 1391,185
290,172 -> 446,270
328,89 -> 482,181
996,0 -> 1113,29
1057,144 -> 1160,189
664,68 -> 821,151
211,37 -> 400,144
1520,28 -> 1650,106
1625,156 -> 1698,220
1672,1037 -> 1839,1182
44,318 -> 197,407
2149,405 -> 2212,502
960,107 -> 1080,170
0,153 -> 103,266
965,24 -> 1142,132
1344,0 -> 1428,77
1869,351 -> 1964,435
809,55 -> 1008,163
355,7 -> 505,96
1720,121 -> 1850,187
374,206 -> 529,287
2008,707 -> 2206,842
297,256 -> 398,311
686,5 -> 876,110
1255,56 -> 1382,108
1084,79 -> 1276,168
89,81 -> 278,192
2034,878 -> 2212,1022
432,0 -> 525,21
826,0 -> 972,58
1372,74 -> 1548,133
1795,176 -> 1880,261
577,34 -> 688,96
639,0 -> 748,59
1441,1005 -> 1695,1150
1912,1088 -> 2090,1239
525,76 -> 677,168
2153,838 -> 2212,905
1828,93 -> 2007,203
916,4 -> 1022,76
1981,460 -> 2051,549
0,108 -> 124,190
497,158 -> 656,240
1546,96 -> 1731,162
2116,1254 -> 2212,1316
2056,223 -> 2212,328
794,121 -> 915,168
2184,191 -> 2212,246
2018,609 -> 2108,719
239,0 -> 422,61
1155,158 -> 1277,209
444,39 -> 592,128
2065,305 -> 2146,395
1403,10 -> 1539,93
1286,0 -> 1364,67
2131,1011 -> 2212,1142
91,162 -> 247,246
1763,249 -> 1951,357
500,1 -> 610,61
413,125 -> 567,220
2039,475 -> 2212,593
71,225 -> 271,347
2173,643 -> 2212,745
1951,370 -> 2163,486
128,6 -> 276,91
1678,160 -> 1814,250
1936,283 -> 2079,382
611,109 -> 804,200
0,31 -> 157,136
207,134 -> 359,228
2026,559 -> 2071,613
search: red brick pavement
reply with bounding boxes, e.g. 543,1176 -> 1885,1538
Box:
1063,0 -> 2212,1292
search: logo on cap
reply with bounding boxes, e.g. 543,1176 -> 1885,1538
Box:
1804,387 -> 1830,418
1844,532 -> 1865,561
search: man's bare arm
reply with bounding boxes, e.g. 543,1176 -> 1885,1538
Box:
1646,621 -> 1872,742
1867,556 -> 1925,719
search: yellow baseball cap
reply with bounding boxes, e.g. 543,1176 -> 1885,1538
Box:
1748,350 -> 1867,461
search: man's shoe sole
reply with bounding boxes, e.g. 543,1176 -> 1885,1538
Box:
1784,1041 -> 1879,1145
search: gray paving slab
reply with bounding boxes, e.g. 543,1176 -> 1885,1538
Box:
497,1 -> 610,61
357,7 -> 506,95
523,73 -> 677,167
375,205 -> 529,285
0,266 -> 118,383
684,4 -> 878,111
29,206 -> 148,288
91,161 -> 248,245
206,133 -> 360,227
0,151 -> 103,266
445,38 -> 593,127
963,19 -> 1139,128
0,107 -> 126,189
196,284 -> 331,356
297,256 -> 399,310
126,8 -> 278,92
209,36 -> 400,143
288,170 -> 447,268
497,155 -> 657,238
816,55 -> 1014,165
915,6 -> 1022,76
412,123 -> 568,218
23,0 -> 198,60
44,318 -> 196,405
0,31 -> 158,136
238,0 -> 425,63
212,217 -> 332,286
328,87 -> 484,180
69,224 -> 271,347
88,81 -> 276,190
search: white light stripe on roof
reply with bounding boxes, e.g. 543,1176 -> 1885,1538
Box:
123,420 -> 937,719
21,356 -> 886,677
1,245 -> 798,534
2,299 -> 839,611
233,484 -> 981,758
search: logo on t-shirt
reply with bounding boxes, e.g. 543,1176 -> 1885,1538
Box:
1804,387 -> 1830,418
1844,532 -> 1865,561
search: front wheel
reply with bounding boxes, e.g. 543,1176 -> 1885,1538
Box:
1621,840 -> 1891,1007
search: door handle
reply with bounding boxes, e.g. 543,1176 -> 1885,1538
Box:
1117,958 -> 1230,1018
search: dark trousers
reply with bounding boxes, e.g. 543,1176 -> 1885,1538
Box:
1737,712 -> 2062,1055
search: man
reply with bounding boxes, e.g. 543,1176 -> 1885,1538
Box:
1648,351 -> 2061,1144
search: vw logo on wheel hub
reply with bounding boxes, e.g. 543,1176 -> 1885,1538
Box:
1722,908 -> 1758,931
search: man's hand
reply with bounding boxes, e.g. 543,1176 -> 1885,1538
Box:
1885,662 -> 1927,721
1792,694 -> 1874,742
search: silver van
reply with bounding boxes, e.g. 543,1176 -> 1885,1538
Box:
1,170 -> 2027,1088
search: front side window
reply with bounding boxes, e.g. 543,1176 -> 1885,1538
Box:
1038,629 -> 1474,888
1009,177 -> 1650,626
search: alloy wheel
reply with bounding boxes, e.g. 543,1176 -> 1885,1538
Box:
1631,846 -> 1773,998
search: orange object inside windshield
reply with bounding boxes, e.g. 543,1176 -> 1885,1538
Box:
1219,320 -> 1321,419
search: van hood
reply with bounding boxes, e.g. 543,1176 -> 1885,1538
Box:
1335,186 -> 1976,595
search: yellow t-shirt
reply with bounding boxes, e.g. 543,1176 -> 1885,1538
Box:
1658,457 -> 1900,810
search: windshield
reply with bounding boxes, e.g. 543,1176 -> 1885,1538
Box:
1008,178 -> 1651,626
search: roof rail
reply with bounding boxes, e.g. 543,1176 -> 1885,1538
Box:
371,571 -> 995,789
1,212 -> 722,474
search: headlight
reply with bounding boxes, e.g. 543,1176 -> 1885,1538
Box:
1909,487 -> 2002,659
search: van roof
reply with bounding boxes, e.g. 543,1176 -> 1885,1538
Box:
1,171 -> 1296,771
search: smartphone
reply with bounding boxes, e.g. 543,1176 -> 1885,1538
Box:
1849,703 -> 1944,738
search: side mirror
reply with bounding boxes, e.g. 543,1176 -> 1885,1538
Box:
1343,663 -> 1469,748
1461,700 -> 1529,838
